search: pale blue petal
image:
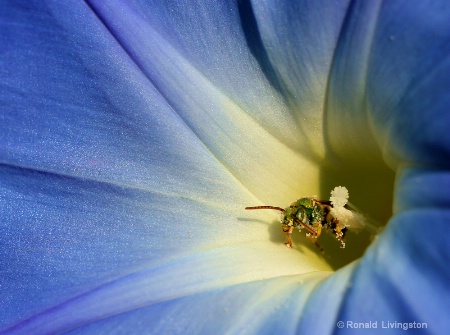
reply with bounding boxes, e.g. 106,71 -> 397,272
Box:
250,0 -> 351,156
1,1 -> 330,333
250,0 -> 397,223
8,272 -> 331,335
367,1 -> 450,168
82,0 -> 324,202
0,1 -> 236,198
220,0 -> 450,333
3,0 -> 450,334
62,273 -> 327,335
326,0 -> 450,168
307,1 -> 450,333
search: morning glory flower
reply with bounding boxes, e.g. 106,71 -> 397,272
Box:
1,0 -> 449,334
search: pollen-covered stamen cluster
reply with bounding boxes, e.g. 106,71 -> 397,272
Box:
328,186 -> 350,248
330,186 -> 349,207
245,186 -> 363,250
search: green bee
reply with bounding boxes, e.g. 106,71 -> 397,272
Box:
246,187 -> 353,249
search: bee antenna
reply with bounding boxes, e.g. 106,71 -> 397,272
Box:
245,206 -> 285,212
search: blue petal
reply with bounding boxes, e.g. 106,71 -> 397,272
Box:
297,169 -> 450,334
81,0 -> 325,202
1,1 -> 330,333
369,3 -> 450,169
326,0 -> 450,168
62,273 -> 327,335
239,0 -> 450,333
304,1 -> 450,333
3,0 -> 450,334
250,0 -> 351,156
340,168 -> 450,329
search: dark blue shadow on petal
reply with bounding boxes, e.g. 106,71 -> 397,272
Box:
237,0 -> 285,97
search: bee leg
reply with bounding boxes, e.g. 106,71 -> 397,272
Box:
316,223 -> 322,238
307,223 -> 323,252
283,226 -> 294,248
335,223 -> 346,248
284,233 -> 293,248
